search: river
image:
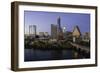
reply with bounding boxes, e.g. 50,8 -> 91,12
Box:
24,48 -> 90,61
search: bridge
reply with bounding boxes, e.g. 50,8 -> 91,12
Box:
70,42 -> 90,53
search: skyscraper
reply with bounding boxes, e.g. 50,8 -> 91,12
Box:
57,16 -> 61,29
57,17 -> 63,40
51,24 -> 57,39
29,25 -> 36,37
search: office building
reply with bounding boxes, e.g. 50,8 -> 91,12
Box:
29,25 -> 36,37
51,24 -> 57,39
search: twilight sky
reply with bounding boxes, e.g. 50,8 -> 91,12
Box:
24,11 -> 90,35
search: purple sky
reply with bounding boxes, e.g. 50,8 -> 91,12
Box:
24,11 -> 90,35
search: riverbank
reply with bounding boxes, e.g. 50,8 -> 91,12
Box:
25,40 -> 77,50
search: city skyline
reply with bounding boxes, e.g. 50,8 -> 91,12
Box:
24,11 -> 90,35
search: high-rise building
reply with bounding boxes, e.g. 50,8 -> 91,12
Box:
57,17 -> 62,33
57,16 -> 61,29
51,17 -> 64,40
51,24 -> 57,39
29,25 -> 36,37
57,17 -> 63,40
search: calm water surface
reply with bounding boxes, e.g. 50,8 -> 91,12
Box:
24,48 -> 89,61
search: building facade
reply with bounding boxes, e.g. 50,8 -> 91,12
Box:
51,24 -> 57,39
72,25 -> 81,42
57,17 -> 63,40
29,25 -> 36,37
82,32 -> 90,42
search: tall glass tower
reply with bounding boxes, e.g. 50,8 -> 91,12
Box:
57,16 -> 61,30
57,16 -> 63,40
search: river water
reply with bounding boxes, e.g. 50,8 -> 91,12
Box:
24,48 -> 90,61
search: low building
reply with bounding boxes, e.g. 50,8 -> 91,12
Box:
39,32 -> 44,37
82,32 -> 90,42
44,32 -> 49,37
64,31 -> 73,40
